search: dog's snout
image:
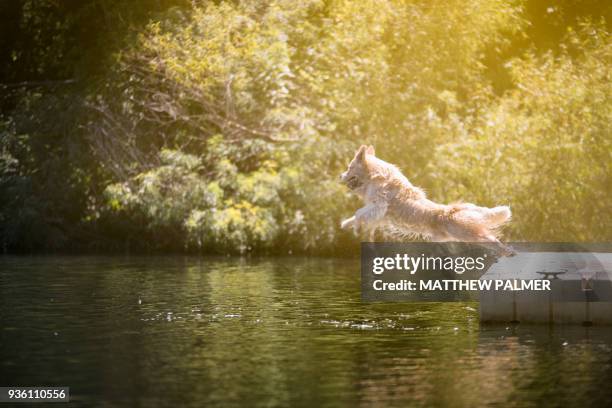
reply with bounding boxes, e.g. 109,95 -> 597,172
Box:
340,171 -> 347,181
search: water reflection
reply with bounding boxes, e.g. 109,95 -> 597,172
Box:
1,256 -> 612,407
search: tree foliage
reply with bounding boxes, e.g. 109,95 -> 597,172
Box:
1,0 -> 610,253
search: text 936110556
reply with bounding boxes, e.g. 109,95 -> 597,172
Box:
0,387 -> 69,403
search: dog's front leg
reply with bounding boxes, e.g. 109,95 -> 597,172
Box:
340,216 -> 356,230
352,202 -> 388,234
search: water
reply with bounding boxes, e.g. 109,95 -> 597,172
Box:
2,256 -> 612,407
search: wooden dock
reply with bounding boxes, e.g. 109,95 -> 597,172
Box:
480,252 -> 612,325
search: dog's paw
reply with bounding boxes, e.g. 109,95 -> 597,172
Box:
340,218 -> 354,230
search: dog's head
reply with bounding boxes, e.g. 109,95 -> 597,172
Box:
340,145 -> 375,191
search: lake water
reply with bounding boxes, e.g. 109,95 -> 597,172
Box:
2,256 -> 612,407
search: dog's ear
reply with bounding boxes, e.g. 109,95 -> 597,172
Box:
366,145 -> 375,156
356,145 -> 367,161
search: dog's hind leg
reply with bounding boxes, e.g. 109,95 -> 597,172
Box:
472,233 -> 516,257
488,237 -> 516,257
445,222 -> 515,257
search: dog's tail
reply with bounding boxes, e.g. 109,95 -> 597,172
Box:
483,205 -> 511,228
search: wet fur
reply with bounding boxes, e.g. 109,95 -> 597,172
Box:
340,145 -> 514,256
